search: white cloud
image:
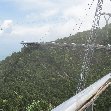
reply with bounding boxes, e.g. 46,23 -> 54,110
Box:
12,25 -> 50,39
41,9 -> 59,18
2,0 -> 111,41
1,0 -> 111,59
102,0 -> 111,13
0,0 -> 98,42
26,9 -> 59,21
13,0 -> 55,11
1,0 -> 111,42
1,20 -> 13,34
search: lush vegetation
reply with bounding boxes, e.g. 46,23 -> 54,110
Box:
0,25 -> 111,111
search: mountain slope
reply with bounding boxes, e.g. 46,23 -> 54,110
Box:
0,25 -> 111,111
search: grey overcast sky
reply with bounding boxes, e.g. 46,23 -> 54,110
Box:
0,0 -> 111,60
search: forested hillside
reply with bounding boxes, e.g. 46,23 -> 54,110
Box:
56,24 -> 111,45
0,25 -> 111,111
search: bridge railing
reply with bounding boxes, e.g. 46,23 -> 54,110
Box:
51,73 -> 111,111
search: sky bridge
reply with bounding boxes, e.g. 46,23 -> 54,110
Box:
21,41 -> 111,51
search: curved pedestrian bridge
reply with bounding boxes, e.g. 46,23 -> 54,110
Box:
51,73 -> 111,111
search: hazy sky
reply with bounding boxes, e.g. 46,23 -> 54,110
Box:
0,0 -> 111,60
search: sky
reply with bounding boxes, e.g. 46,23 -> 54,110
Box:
0,0 -> 111,60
